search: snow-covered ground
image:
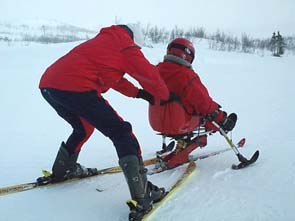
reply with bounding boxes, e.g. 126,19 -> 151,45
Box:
0,39 -> 295,221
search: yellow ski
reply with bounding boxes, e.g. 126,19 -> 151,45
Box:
142,161 -> 197,221
0,156 -> 158,197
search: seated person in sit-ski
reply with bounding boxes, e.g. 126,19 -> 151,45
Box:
148,38 -> 237,169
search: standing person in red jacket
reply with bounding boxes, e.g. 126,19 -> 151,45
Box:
38,24 -> 169,220
149,38 -> 237,168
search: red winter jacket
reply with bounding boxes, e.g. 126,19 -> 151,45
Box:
149,61 -> 220,134
39,25 -> 169,100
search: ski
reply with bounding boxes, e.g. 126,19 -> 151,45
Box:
0,158 -> 157,197
148,138 -> 246,175
231,150 -> 259,169
142,161 -> 197,221
0,172 -> 103,197
212,122 -> 259,170
190,137 -> 245,161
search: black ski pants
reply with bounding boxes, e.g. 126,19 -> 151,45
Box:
40,88 -> 141,159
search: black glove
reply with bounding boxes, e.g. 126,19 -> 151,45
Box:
136,89 -> 154,105
160,92 -> 180,106
220,113 -> 237,132
206,109 -> 237,132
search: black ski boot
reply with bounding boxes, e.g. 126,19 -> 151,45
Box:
119,155 -> 166,221
37,142 -> 97,185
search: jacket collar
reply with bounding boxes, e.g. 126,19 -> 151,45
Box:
163,54 -> 192,68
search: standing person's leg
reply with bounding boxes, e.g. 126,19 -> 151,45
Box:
43,89 -> 141,158
40,89 -> 95,180
73,93 -> 166,217
42,89 -> 166,217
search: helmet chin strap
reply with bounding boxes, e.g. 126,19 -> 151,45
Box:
163,54 -> 192,68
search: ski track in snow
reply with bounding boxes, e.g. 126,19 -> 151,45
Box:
1,40 -> 295,221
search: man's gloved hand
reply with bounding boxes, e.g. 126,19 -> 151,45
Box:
205,109 -> 237,132
136,89 -> 154,105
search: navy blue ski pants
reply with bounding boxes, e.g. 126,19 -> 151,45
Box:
40,88 -> 141,159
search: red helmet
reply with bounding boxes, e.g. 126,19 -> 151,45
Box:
167,38 -> 195,63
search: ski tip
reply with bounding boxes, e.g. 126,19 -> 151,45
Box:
237,138 -> 246,148
231,150 -> 259,170
251,150 -> 260,162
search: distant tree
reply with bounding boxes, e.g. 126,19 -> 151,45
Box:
41,25 -> 46,36
184,29 -> 192,40
232,36 -> 241,51
277,31 -> 285,55
147,25 -> 169,43
268,31 -> 286,56
169,29 -> 176,41
169,26 -> 184,41
241,33 -> 254,53
269,32 -> 277,55
285,36 -> 295,53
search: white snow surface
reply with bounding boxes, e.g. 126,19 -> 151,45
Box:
0,39 -> 295,221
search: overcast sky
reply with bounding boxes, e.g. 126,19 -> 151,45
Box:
1,0 -> 294,38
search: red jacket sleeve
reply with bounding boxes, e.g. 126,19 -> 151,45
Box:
122,47 -> 169,100
182,73 -> 219,116
112,77 -> 139,97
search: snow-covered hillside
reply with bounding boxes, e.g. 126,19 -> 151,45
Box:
0,19 -> 97,43
0,38 -> 295,221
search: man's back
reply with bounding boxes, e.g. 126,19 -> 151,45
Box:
39,25 -> 135,93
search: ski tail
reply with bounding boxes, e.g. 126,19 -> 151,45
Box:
0,183 -> 37,196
